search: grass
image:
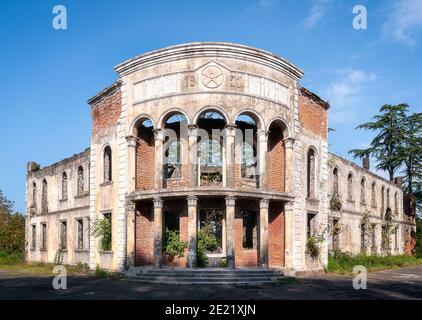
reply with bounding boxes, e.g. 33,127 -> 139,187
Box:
0,251 -> 120,278
326,252 -> 422,275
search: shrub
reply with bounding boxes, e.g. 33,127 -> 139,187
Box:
163,228 -> 188,258
0,250 -> 24,265
91,217 -> 112,251
196,230 -> 218,267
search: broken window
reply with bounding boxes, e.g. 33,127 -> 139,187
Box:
332,219 -> 340,250
360,223 -> 366,253
371,224 -> 377,254
60,220 -> 67,250
333,168 -> 339,195
32,182 -> 37,207
77,219 -> 84,250
163,113 -> 186,180
197,111 -> 226,186
235,114 -> 258,181
242,211 -> 257,249
41,179 -> 48,213
103,146 -> 112,182
360,178 -> 366,204
386,188 -> 390,209
347,173 -> 353,200
394,192 -> 398,214
381,186 -> 385,216
307,149 -> 316,199
41,223 -> 47,250
77,166 -> 84,195
31,224 -> 36,250
371,182 -> 376,207
307,212 -> 316,239
62,172 -> 68,200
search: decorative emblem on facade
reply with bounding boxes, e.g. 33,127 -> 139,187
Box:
201,66 -> 224,89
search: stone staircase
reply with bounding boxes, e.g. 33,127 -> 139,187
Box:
126,267 -> 284,285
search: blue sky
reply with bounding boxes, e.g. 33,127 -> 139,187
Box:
0,0 -> 421,212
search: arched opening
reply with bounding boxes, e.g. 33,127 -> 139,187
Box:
267,120 -> 286,192
235,114 -> 258,186
135,118 -> 155,190
387,188 -> 390,209
347,173 -> 353,200
103,146 -> 112,183
197,110 -> 226,186
163,113 -> 188,185
62,172 -> 68,200
371,182 -> 376,207
42,179 -> 48,213
32,182 -> 37,207
381,186 -> 385,216
333,168 -> 339,195
77,166 -> 84,195
394,192 -> 398,214
307,149 -> 316,198
360,178 -> 366,204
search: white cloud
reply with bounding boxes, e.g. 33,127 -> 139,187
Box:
303,0 -> 333,29
382,0 -> 422,44
323,69 -> 377,124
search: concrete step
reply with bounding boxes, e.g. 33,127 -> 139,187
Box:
126,268 -> 284,285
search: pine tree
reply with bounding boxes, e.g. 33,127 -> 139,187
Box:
349,104 -> 408,181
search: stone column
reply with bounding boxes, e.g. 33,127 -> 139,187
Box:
153,197 -> 163,268
225,125 -> 236,188
225,196 -> 236,269
125,200 -> 136,267
187,195 -> 198,268
283,201 -> 295,269
188,125 -> 198,188
258,129 -> 268,190
154,129 -> 165,191
126,136 -> 138,194
284,138 -> 295,194
259,198 -> 269,268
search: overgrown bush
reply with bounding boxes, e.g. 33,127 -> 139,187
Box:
306,236 -> 320,258
0,250 -> 24,265
91,217 -> 112,251
163,228 -> 188,257
0,190 -> 25,255
196,230 -> 218,267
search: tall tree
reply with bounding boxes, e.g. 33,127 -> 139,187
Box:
0,190 -> 25,254
349,104 -> 408,181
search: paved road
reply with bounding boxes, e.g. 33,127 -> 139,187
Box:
1,265 -> 422,300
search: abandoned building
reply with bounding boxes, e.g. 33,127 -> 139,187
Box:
25,42 -> 416,274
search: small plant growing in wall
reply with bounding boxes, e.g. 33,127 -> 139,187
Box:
91,217 -> 112,252
163,228 -> 188,258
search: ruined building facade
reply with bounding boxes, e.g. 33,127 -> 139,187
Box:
25,43 -> 415,273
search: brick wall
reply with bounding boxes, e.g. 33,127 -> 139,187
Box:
135,203 -> 153,266
268,203 -> 285,267
91,89 -> 122,136
136,129 -> 155,190
298,87 -> 328,139
163,200 -> 188,267
234,200 -> 259,267
267,126 -> 285,193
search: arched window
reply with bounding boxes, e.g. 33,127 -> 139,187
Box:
103,146 -> 112,182
307,149 -> 316,199
360,178 -> 366,204
394,192 -> 399,214
62,172 -> 68,200
197,111 -> 226,186
32,182 -> 37,207
387,188 -> 390,209
163,113 -> 187,180
371,182 -> 376,207
267,120 -> 287,192
77,166 -> 84,195
165,141 -> 182,178
381,186 -> 385,216
42,179 -> 48,213
235,114 -> 258,181
333,168 -> 339,195
135,118 -> 154,190
347,173 -> 353,200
